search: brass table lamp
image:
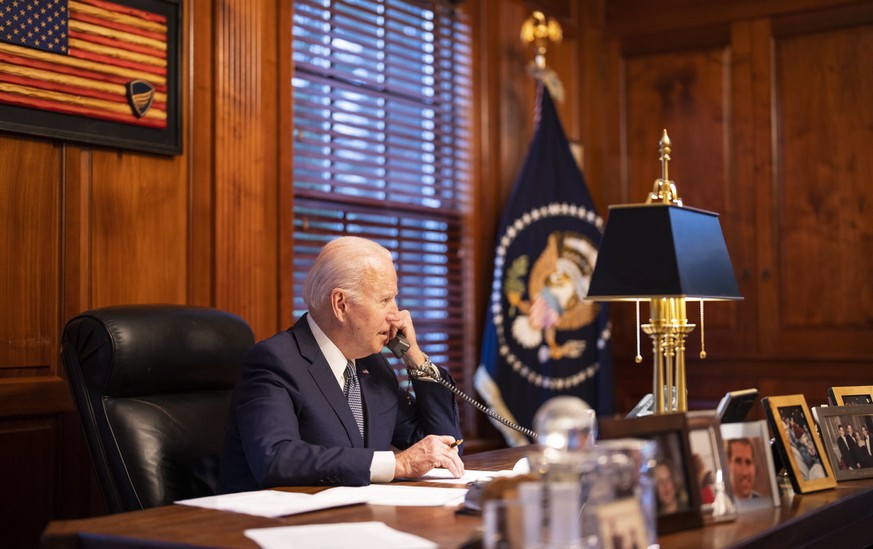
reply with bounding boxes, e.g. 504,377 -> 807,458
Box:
586,131 -> 742,413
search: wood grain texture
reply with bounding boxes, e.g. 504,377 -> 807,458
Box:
89,151 -> 188,307
0,136 -> 59,375
771,17 -> 873,351
187,0 -> 215,308
213,0 -> 280,340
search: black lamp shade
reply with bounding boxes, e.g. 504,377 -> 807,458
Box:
586,204 -> 742,301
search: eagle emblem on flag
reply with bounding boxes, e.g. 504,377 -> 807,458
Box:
505,230 -> 600,362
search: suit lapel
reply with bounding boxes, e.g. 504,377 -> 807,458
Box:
292,316 -> 364,448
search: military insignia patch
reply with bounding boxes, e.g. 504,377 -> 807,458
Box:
126,80 -> 156,118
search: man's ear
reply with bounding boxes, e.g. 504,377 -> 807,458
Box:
330,288 -> 348,321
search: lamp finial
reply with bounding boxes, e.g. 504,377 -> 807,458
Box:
659,129 -> 671,183
647,129 -> 682,206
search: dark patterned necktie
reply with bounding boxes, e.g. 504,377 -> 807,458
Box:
343,360 -> 364,441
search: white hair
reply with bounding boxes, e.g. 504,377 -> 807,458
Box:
302,236 -> 393,316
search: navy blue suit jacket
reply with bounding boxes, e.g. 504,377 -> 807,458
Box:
218,315 -> 461,492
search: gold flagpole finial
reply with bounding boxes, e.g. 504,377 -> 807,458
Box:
521,11 -> 563,70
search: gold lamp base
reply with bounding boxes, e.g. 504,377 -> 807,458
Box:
585,130 -> 743,415
641,297 -> 695,414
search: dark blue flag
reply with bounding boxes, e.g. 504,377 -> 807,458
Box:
475,85 -> 614,446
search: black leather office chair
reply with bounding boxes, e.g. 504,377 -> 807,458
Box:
61,305 -> 254,513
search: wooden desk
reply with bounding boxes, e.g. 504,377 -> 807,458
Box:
42,446 -> 873,548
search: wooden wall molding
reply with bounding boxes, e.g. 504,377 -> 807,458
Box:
0,377 -> 74,417
212,0 -> 281,339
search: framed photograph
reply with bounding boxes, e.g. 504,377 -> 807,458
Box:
687,411 -> 736,523
716,388 -> 759,423
812,404 -> 873,481
0,0 -> 182,155
596,498 -> 649,549
599,413 -> 703,534
828,386 -> 873,406
720,420 -> 780,511
762,395 -> 836,494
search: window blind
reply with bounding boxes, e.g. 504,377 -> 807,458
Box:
291,0 -> 472,392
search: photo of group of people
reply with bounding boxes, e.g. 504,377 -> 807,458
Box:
812,390 -> 873,482
764,395 -> 836,494
777,405 -> 828,480
821,414 -> 873,471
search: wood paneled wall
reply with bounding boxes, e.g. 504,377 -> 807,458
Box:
587,0 -> 873,414
0,1 -> 288,545
1,0 -> 872,546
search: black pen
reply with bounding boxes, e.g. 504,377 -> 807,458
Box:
449,438 -> 463,449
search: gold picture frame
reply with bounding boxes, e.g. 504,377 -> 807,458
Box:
828,386 -> 873,406
762,394 -> 836,494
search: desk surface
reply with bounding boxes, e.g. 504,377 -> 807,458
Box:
42,446 -> 873,549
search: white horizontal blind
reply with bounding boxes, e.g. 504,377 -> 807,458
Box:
291,0 -> 472,390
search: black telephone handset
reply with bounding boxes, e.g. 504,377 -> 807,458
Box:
387,332 -> 537,439
386,332 -> 411,360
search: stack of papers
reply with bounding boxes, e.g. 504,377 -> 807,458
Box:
320,484 -> 467,507
176,489 -> 367,518
176,484 -> 467,518
245,521 -> 437,549
411,467 -> 522,485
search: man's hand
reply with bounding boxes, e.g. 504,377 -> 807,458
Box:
388,310 -> 427,366
394,435 -> 464,479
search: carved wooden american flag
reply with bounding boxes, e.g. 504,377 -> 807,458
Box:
0,0 -> 167,128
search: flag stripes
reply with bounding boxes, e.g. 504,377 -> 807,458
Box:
0,43 -> 167,88
0,0 -> 168,128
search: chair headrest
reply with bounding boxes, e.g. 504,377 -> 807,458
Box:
62,305 -> 254,397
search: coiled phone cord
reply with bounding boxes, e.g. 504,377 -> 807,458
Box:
409,367 -> 539,440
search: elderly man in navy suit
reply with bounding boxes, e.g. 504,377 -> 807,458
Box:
219,236 -> 464,492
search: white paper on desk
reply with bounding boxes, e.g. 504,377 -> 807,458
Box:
175,489 -> 366,518
321,484 -> 467,507
513,457 -> 531,473
245,521 -> 437,549
413,468 -> 518,485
